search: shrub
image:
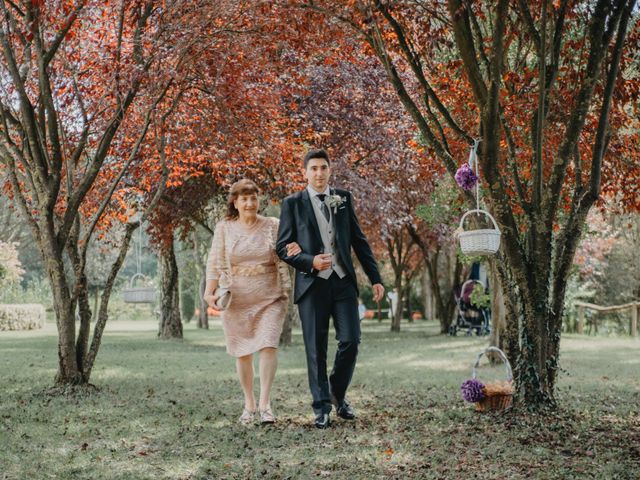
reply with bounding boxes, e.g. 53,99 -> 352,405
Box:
0,304 -> 46,331
0,241 -> 25,288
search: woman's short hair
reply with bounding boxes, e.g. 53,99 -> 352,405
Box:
225,179 -> 259,220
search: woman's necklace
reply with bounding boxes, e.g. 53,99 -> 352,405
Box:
238,216 -> 259,229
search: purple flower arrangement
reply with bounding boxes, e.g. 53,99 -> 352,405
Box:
455,164 -> 478,191
460,378 -> 486,403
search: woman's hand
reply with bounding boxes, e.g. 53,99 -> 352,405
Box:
286,242 -> 302,256
204,292 -> 219,308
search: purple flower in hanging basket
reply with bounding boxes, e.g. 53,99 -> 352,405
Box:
455,164 -> 478,191
460,378 -> 486,403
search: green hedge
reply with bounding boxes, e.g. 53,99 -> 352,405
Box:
0,304 -> 46,331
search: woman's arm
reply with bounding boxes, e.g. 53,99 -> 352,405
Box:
204,221 -> 226,306
271,218 -> 293,295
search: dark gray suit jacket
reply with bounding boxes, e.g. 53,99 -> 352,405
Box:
276,187 -> 382,303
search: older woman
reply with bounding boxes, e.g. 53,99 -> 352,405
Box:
204,179 -> 299,425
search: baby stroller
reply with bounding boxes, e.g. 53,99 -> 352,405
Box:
449,279 -> 491,336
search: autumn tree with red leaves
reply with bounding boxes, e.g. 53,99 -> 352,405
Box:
0,0 -> 206,384
288,0 -> 639,407
141,2 -> 310,338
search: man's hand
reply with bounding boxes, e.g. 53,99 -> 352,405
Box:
312,253 -> 332,271
372,283 -> 385,303
286,242 -> 302,256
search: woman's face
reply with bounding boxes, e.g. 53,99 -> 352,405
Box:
234,193 -> 258,219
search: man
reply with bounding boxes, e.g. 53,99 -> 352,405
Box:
276,149 -> 384,429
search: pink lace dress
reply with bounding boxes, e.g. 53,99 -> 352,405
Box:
206,215 -> 291,357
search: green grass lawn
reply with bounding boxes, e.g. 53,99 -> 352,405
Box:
1,318 -> 639,479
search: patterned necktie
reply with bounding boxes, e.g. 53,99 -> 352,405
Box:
316,194 -> 330,222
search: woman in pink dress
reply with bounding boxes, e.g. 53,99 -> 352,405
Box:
204,179 -> 299,425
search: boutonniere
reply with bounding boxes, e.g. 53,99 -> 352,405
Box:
327,194 -> 346,213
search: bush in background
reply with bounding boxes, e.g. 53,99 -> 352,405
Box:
0,241 -> 25,288
0,304 -> 45,331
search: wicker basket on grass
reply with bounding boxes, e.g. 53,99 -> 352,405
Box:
472,347 -> 514,412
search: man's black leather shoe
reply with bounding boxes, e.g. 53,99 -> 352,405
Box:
314,412 -> 330,429
334,399 -> 356,420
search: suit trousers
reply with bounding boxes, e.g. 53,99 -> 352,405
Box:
297,272 -> 360,414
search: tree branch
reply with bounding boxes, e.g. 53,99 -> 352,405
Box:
77,82 -> 174,268
85,95 -> 172,377
43,1 -> 86,67
446,0 -> 488,104
532,0 -> 548,211
366,19 -> 458,176
499,108 -> 530,214
584,0 -> 635,204
375,1 -> 473,143
516,0 -> 541,53
543,0 -> 627,224
0,5 -> 49,178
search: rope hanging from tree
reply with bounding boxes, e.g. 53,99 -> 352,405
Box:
455,139 -> 502,256
122,224 -> 157,304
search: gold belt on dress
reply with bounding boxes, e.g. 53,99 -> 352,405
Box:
231,264 -> 277,276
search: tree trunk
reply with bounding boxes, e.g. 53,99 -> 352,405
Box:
422,268 -> 438,320
279,266 -> 294,346
50,273 -> 84,384
405,284 -> 413,323
279,309 -> 293,347
391,276 -> 403,332
39,235 -> 83,385
193,232 -> 209,329
279,295 -> 294,347
66,221 -> 93,379
74,273 -> 92,375
84,222 -> 140,381
497,257 -> 561,406
197,277 -> 209,329
49,225 -> 137,386
488,258 -> 506,352
158,237 -> 183,339
93,288 -> 100,323
423,269 -> 434,321
425,248 -> 463,334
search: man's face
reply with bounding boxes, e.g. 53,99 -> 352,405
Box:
304,158 -> 331,192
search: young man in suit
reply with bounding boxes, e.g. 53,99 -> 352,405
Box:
276,149 -> 384,428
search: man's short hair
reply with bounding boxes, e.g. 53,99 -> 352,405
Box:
303,149 -> 330,168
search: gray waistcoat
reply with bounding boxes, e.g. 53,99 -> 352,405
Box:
310,194 -> 347,280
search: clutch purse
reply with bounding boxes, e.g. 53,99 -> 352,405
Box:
214,270 -> 232,310
214,287 -> 231,310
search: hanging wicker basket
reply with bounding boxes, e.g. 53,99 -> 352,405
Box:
458,209 -> 501,256
472,347 -> 514,412
122,273 -> 157,304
